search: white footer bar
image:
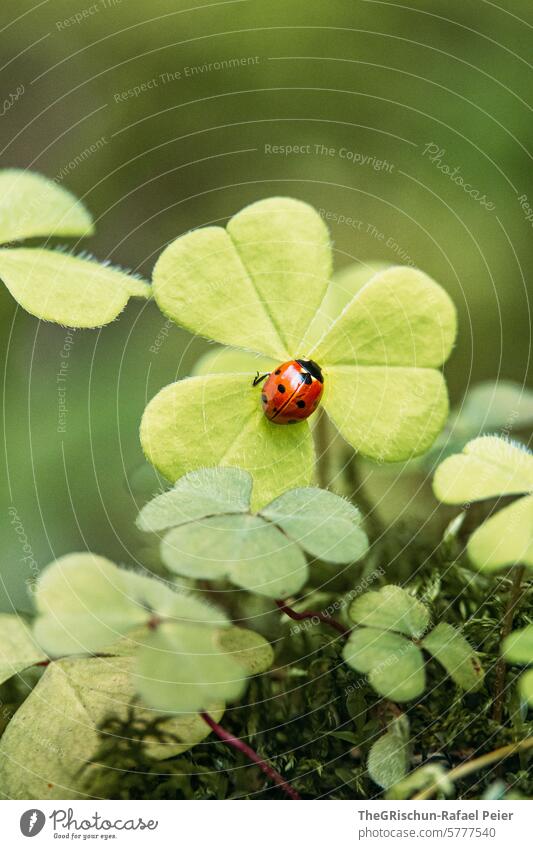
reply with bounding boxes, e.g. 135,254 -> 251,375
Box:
4,799 -> 531,847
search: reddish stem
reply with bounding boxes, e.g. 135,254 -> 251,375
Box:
201,711 -> 300,800
275,599 -> 350,636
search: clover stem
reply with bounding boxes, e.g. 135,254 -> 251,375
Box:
275,599 -> 350,636
314,408 -> 331,489
492,563 -> 527,724
200,711 -> 301,799
344,450 -> 384,539
413,736 -> 533,800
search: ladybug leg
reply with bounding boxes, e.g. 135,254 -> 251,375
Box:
252,372 -> 269,387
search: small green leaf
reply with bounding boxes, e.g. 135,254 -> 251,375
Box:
348,586 -> 430,638
343,628 -> 425,701
312,266 -> 457,369
0,656 -> 223,799
433,436 -> 533,504
161,513 -> 309,598
0,169 -> 93,244
136,467 -> 252,533
519,669 -> 533,706
466,495 -> 533,572
368,717 -> 410,790
215,626 -> 274,675
422,622 -> 484,691
134,623 -> 247,713
323,365 -> 449,462
503,625 -> 533,665
141,374 -> 314,510
0,614 -> 46,685
260,487 -> 368,563
0,248 -> 150,327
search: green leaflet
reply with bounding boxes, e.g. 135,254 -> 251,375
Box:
342,628 -> 426,702
140,374 -> 314,510
421,623 -> 484,691
519,669 -> 533,705
0,248 -> 150,327
367,716 -> 410,790
502,626 -> 533,706
136,467 -> 252,532
311,266 -> 457,368
0,614 -> 47,685
214,626 -> 274,676
348,585 -> 430,638
0,656 -> 224,800
433,436 -> 533,504
503,625 -> 533,664
134,622 -> 249,713
0,169 -> 93,243
260,487 -> 368,563
152,198 -> 331,359
323,365 -> 449,462
466,495 -> 533,572
161,513 -> 309,598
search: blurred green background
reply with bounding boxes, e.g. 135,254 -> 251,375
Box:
1,0 -> 532,610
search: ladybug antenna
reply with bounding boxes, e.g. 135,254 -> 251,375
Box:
252,371 -> 269,387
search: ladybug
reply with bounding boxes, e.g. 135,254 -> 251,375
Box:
252,359 -> 324,424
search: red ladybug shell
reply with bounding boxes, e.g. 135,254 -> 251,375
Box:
260,359 -> 324,424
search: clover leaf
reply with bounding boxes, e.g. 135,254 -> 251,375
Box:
343,585 -> 483,701
0,656 -> 224,800
0,169 -> 150,326
433,436 -> 533,572
32,552 -> 272,713
141,200 -> 456,508
502,625 -> 533,706
137,467 -> 368,599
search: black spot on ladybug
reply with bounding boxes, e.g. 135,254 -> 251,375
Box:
274,369 -> 281,375
296,400 -> 306,408
288,419 -> 298,424
277,384 -> 286,393
261,394 -> 267,404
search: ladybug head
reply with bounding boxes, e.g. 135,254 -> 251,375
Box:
296,359 -> 324,383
